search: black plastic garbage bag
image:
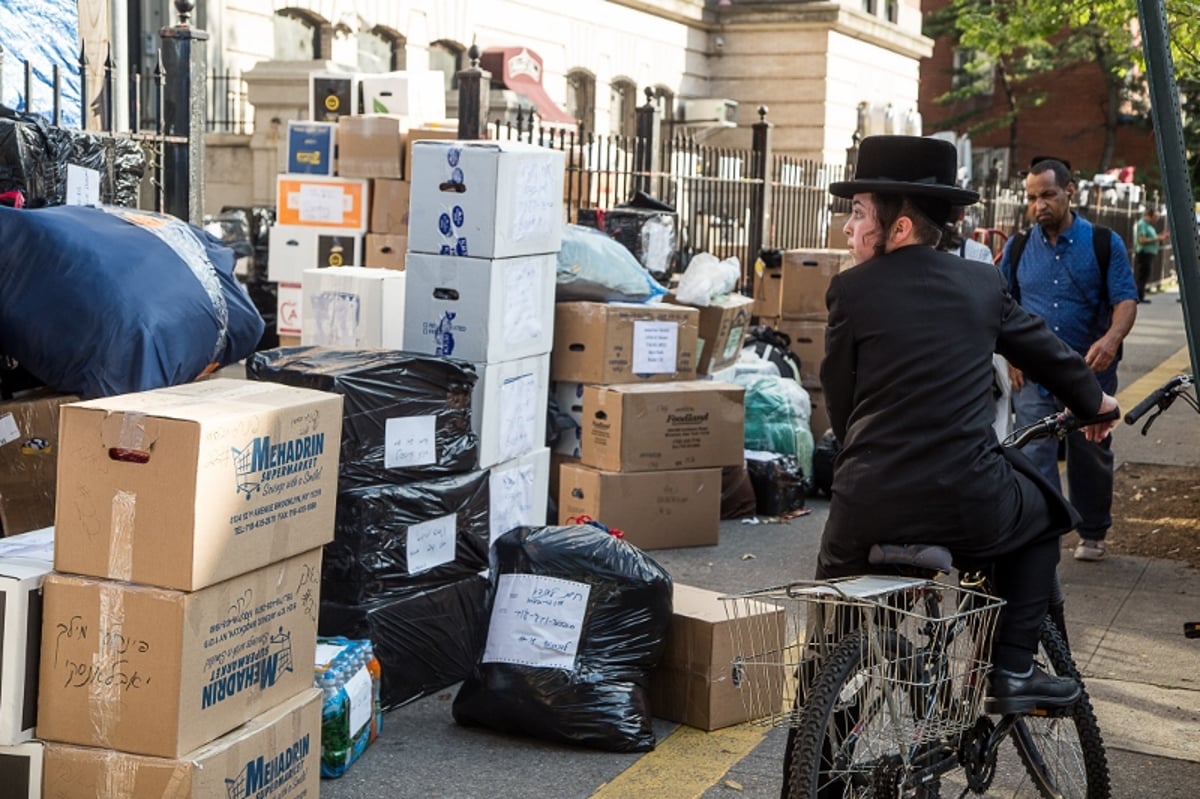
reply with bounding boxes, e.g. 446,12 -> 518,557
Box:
745,451 -> 808,516
453,522 -> 673,752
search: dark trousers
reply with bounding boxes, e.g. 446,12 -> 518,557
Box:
1135,250 -> 1155,301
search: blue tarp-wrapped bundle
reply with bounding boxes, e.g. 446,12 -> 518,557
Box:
0,204 -> 264,398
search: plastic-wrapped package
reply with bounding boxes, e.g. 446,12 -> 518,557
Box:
246,347 -> 479,485
734,375 -> 814,477
673,252 -> 740,306
323,470 -> 491,604
0,115 -> 54,202
319,573 -> 490,711
453,523 -> 673,753
812,428 -> 840,497
556,223 -> 667,302
314,637 -> 383,779
0,205 -> 264,398
745,451 -> 808,516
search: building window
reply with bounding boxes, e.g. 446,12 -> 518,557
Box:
430,40 -> 465,92
360,26 -> 405,73
952,48 -> 995,96
885,0 -> 898,23
610,78 -> 637,138
274,9 -> 320,60
566,69 -> 596,131
862,0 -> 877,15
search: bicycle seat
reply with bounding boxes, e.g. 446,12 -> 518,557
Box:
868,543 -> 954,574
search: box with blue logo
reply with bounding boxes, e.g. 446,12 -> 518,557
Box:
53,379 -> 342,591
407,140 -> 565,258
286,121 -> 337,176
37,549 -> 322,759
42,688 -> 321,798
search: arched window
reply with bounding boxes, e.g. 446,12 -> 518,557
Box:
566,69 -> 595,131
610,77 -> 637,138
430,40 -> 466,92
274,8 -> 322,60
360,26 -> 405,73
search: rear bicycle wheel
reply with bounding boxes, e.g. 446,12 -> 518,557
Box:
788,629 -> 941,798
1009,617 -> 1110,798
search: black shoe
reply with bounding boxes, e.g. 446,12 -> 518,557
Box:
985,666 -> 1081,715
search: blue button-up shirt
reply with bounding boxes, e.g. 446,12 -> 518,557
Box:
999,213 -> 1137,389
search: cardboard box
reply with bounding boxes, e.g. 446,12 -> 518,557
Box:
42,688 -> 321,798
275,174 -> 369,232
309,71 -> 361,122
0,392 -> 76,536
808,385 -> 831,437
361,70 -> 446,120
0,741 -> 42,799
752,248 -> 852,319
549,380 -> 584,457
337,114 -> 405,179
363,233 -> 408,269
403,126 -> 462,180
668,293 -> 754,375
37,549 -> 322,758
408,140 -> 565,258
473,354 -> 550,469
403,252 -> 556,363
581,381 -> 745,472
558,463 -> 720,549
649,583 -> 787,730
54,379 -> 342,591
301,266 -> 406,348
0,530 -> 53,745
488,447 -> 551,546
370,178 -> 411,234
276,282 -> 302,338
548,452 -> 579,509
828,212 -> 850,250
285,120 -> 336,176
551,301 -> 700,384
771,317 -> 826,388
268,224 -> 363,282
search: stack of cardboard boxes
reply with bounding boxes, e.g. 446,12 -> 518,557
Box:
32,379 -> 343,797
751,248 -> 855,437
551,301 -> 746,550
0,391 -> 75,536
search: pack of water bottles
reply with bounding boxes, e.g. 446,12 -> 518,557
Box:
314,636 -> 383,778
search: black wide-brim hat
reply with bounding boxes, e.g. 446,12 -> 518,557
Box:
830,135 -> 979,205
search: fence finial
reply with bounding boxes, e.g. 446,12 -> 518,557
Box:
175,0 -> 194,27
758,105 -> 768,122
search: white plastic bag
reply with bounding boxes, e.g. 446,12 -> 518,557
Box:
674,252 -> 740,306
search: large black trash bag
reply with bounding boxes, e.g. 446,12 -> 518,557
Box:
453,522 -> 673,752
0,204 -> 263,398
323,470 -> 491,604
745,452 -> 807,516
246,347 -> 479,485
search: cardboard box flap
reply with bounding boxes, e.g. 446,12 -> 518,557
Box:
68,380 -> 339,424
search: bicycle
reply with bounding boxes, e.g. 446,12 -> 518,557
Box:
1124,373 -> 1200,641
723,409 -> 1117,798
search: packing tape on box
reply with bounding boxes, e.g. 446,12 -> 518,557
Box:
103,749 -> 137,796
109,489 -> 136,583
91,583 -> 126,747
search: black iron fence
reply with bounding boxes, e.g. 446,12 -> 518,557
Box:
480,101 -> 846,290
207,69 -> 251,134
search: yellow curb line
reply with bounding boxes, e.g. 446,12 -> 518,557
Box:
1114,344 -> 1193,413
592,722 -> 771,799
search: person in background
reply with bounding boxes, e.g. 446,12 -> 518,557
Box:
999,157 -> 1138,562
1134,205 -> 1169,303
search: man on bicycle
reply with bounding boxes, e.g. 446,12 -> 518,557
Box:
819,135 -> 1119,712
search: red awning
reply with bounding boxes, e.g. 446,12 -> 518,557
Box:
480,46 -> 577,126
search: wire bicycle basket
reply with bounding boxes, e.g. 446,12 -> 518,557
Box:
721,575 -> 1004,735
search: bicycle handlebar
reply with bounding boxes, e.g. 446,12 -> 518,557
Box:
1004,408 -> 1120,449
1124,374 -> 1193,424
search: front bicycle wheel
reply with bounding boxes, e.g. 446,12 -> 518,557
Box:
1009,617 -> 1111,798
788,629 -> 940,798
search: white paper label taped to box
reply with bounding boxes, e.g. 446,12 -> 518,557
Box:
311,291 -> 361,346
66,164 -> 101,206
632,321 -> 678,374
483,573 -> 590,669
384,415 -> 437,469
490,462 -> 535,545
294,184 -> 352,223
407,513 -> 456,574
510,157 -> 559,242
499,372 -> 539,462
502,258 -> 542,345
346,664 -> 374,737
0,412 -> 20,446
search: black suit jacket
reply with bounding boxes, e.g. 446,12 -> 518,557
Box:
818,245 -> 1102,569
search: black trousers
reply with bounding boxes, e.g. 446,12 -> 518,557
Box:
1135,250 -> 1155,301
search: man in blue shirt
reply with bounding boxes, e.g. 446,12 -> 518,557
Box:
999,158 -> 1138,562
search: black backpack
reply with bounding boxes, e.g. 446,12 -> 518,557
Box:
743,325 -> 804,383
